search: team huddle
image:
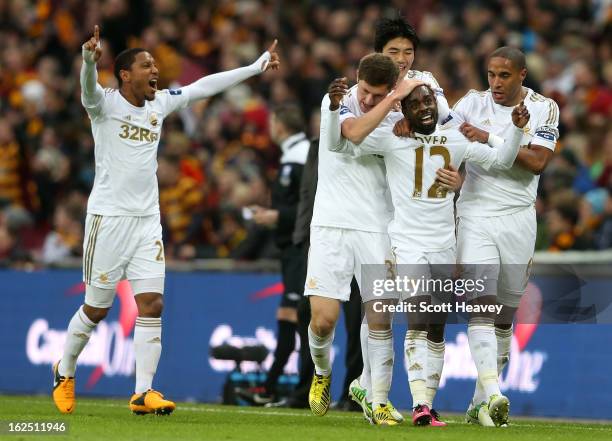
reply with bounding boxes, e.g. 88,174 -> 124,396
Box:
305,18 -> 558,427
51,17 -> 558,429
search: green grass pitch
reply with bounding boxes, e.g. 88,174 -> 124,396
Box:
1,396 -> 611,441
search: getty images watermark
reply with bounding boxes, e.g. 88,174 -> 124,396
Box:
369,274 -> 504,315
359,263 -> 507,317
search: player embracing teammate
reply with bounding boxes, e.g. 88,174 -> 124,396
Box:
309,18 -> 558,428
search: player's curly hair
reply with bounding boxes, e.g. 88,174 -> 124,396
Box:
114,48 -> 147,87
374,17 -> 420,53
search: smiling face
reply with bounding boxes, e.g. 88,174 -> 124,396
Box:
381,37 -> 415,78
402,85 -> 438,134
487,56 -> 526,106
356,80 -> 392,113
120,51 -> 159,103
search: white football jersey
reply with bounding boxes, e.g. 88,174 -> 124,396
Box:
82,88 -> 190,216
451,87 -> 559,217
331,121 -> 523,251
311,94 -> 393,233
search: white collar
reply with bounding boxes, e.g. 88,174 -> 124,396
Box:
280,132 -> 307,154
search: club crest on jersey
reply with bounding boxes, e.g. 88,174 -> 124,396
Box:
149,112 -> 158,127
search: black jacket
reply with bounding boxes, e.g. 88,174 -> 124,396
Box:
271,132 -> 310,248
293,138 -> 319,246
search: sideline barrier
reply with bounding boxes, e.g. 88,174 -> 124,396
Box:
1,263 -> 611,419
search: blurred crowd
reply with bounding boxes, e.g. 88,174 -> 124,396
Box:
0,0 -> 611,267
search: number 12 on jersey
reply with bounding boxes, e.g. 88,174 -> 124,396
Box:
413,145 -> 451,199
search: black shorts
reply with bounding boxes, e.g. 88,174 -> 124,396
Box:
280,244 -> 307,308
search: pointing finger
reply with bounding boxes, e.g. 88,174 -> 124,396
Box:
94,25 -> 100,42
267,39 -> 278,54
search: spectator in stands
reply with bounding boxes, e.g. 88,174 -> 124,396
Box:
546,191 -> 595,251
0,118 -> 38,213
40,195 -> 85,264
0,0 -> 610,259
158,154 -> 205,257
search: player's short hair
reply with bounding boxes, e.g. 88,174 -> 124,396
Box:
374,17 -> 420,53
489,46 -> 526,71
401,84 -> 434,115
357,53 -> 399,90
271,103 -> 305,135
114,48 -> 147,87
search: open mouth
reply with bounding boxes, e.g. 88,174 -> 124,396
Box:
148,79 -> 158,91
420,112 -> 434,125
492,91 -> 504,100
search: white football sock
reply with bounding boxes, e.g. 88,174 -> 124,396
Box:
496,326 -> 513,374
472,380 -> 487,407
308,325 -> 334,376
425,339 -> 445,408
405,330 -> 428,407
368,329 -> 393,408
59,306 -> 97,377
471,327 -> 513,406
134,317 -> 162,394
468,318 -> 500,399
359,323 -> 373,402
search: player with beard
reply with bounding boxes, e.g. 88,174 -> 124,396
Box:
347,17 -> 460,427
325,83 -> 529,425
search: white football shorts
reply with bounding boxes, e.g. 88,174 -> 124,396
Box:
392,246 -> 457,302
82,213 -> 165,306
457,205 -> 536,307
304,226 -> 393,302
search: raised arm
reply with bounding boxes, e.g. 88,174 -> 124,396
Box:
80,25 -> 104,114
514,100 -> 559,174
465,101 -> 530,170
324,80 -> 354,154
181,40 -> 279,104
341,78 -> 423,144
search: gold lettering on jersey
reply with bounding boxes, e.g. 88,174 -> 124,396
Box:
413,146 -> 424,197
140,127 -> 151,142
414,135 -> 447,144
155,240 -> 164,262
118,124 -> 159,142
428,146 -> 451,198
413,145 -> 451,199
129,125 -> 139,140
